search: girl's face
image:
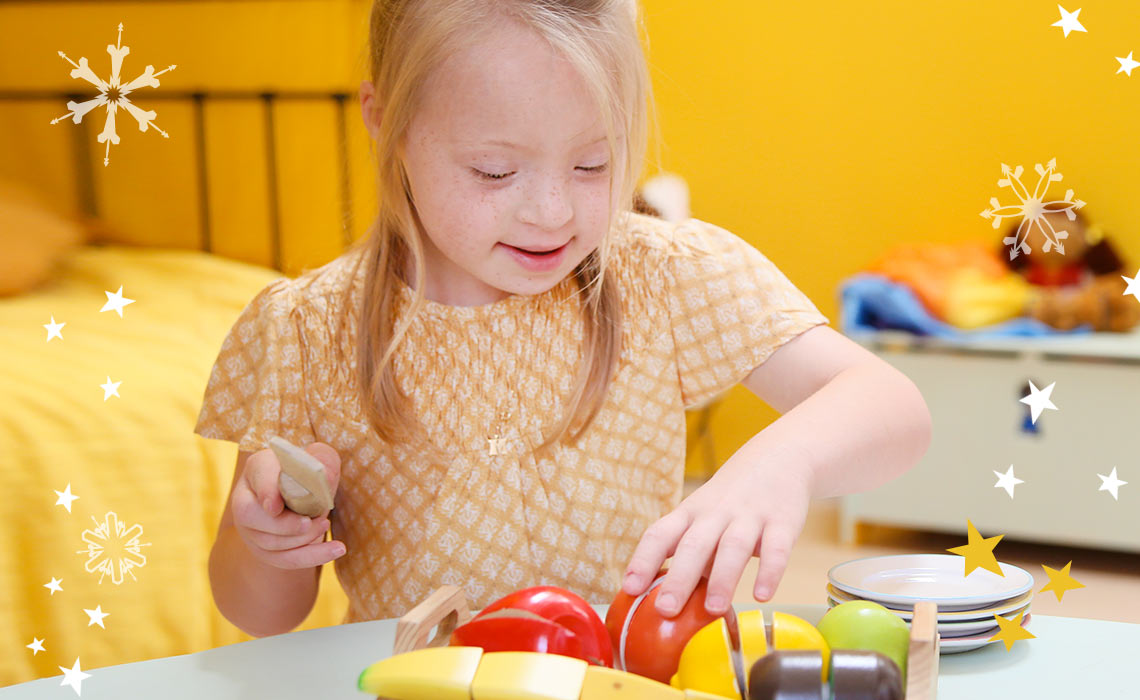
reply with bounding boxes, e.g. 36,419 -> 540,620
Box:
362,20 -> 622,306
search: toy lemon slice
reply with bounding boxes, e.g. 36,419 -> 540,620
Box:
358,647 -> 736,700
670,610 -> 769,699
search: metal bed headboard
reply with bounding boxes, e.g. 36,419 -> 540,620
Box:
0,89 -> 357,273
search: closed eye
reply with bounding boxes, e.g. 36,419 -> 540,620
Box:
472,162 -> 609,182
473,168 -> 514,181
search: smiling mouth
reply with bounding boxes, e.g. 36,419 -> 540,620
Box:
509,243 -> 567,255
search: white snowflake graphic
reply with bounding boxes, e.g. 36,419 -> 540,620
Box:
979,158 -> 1085,260
76,512 -> 151,585
51,23 -> 176,166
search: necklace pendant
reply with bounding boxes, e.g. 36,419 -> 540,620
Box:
487,436 -> 504,456
486,409 -> 512,457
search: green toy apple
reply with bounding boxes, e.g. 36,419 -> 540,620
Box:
816,601 -> 909,684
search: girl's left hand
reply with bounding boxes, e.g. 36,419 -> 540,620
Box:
620,457 -> 813,618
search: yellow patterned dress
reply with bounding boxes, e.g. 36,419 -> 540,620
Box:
193,212 -> 829,622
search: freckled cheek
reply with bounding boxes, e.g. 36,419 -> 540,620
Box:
580,183 -> 613,229
447,193 -> 507,256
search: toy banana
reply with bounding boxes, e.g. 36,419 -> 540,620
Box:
358,646 -> 734,700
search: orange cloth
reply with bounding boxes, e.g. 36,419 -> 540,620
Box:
867,242 -> 1007,313
193,212 -> 829,621
867,242 -> 1031,328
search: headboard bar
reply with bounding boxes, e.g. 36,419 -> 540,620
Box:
0,89 -> 359,273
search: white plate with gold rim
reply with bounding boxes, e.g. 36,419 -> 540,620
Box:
826,596 -> 1029,637
826,584 -> 1034,620
939,613 -> 1032,654
828,554 -> 1034,610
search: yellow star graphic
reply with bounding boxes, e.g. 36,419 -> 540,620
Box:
946,520 -> 1004,577
989,610 -> 1035,651
1040,561 -> 1085,602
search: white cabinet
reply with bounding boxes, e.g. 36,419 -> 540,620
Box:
840,329 -> 1140,554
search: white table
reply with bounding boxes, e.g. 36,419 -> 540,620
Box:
3,604 -> 1139,699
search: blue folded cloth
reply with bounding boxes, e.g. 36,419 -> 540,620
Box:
839,274 -> 1091,340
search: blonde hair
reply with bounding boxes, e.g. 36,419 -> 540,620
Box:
335,0 -> 656,462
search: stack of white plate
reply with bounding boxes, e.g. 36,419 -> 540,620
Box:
826,554 -> 1034,654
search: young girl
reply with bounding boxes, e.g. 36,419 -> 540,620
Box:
196,0 -> 931,637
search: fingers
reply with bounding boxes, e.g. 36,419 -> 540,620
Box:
753,526 -> 795,602
653,516 -> 729,618
243,516 -> 331,552
232,444 -> 349,570
231,478 -> 318,536
703,520 -> 762,615
233,491 -> 347,570
243,448 -> 285,517
271,538 -> 347,570
255,533 -> 347,570
622,511 -> 691,597
237,507 -> 346,570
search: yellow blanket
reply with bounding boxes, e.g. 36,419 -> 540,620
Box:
1,245 -> 347,686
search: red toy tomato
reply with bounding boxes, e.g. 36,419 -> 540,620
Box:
449,586 -> 613,667
450,609 -> 586,657
604,574 -> 722,684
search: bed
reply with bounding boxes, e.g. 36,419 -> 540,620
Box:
0,81 -> 362,685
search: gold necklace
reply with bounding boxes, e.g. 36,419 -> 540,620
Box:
484,289 -> 549,457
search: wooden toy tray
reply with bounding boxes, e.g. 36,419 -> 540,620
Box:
392,586 -> 940,699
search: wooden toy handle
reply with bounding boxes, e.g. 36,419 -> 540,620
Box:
905,601 -> 940,700
392,585 -> 473,654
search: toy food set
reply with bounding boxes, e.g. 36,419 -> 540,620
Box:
826,554 -> 1034,655
356,570 -> 942,700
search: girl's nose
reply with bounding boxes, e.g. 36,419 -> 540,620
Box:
519,177 -> 573,231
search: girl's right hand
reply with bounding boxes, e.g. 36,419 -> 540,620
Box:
230,442 -> 346,570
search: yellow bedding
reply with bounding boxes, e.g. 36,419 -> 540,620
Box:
1,245 -> 347,686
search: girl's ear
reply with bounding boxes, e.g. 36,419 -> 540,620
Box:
359,79 -> 381,141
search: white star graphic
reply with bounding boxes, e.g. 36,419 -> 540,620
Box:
1117,51 -> 1140,76
1052,5 -> 1087,37
1098,467 -> 1127,501
101,377 -> 121,401
99,285 -> 135,318
55,483 -> 80,513
44,577 -> 63,595
59,657 -> 92,697
1123,270 -> 1140,300
27,637 -> 46,655
994,465 -> 1025,499
83,605 -> 109,629
1020,380 -> 1058,424
44,316 -> 66,342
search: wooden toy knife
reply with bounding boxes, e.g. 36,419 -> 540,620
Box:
268,436 -> 334,517
723,605 -> 748,697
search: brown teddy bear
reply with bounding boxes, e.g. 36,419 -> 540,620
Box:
1004,209 -> 1140,332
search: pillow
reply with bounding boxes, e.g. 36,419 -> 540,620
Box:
0,179 -> 90,296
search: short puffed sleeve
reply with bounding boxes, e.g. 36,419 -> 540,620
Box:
651,218 -> 830,409
193,278 -> 317,453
